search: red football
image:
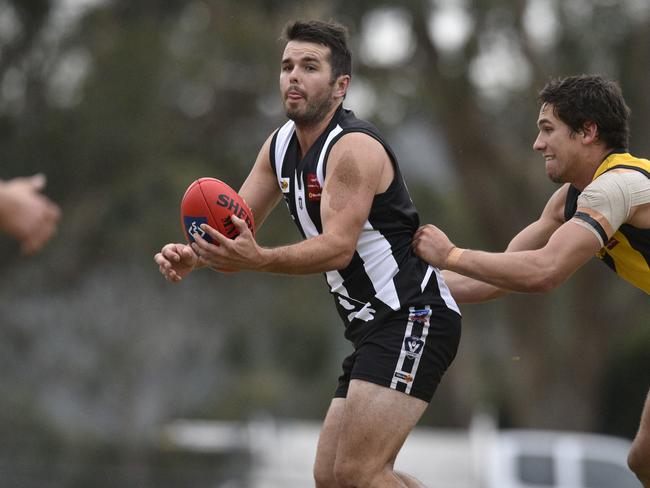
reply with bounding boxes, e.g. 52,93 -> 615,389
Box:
180,177 -> 255,246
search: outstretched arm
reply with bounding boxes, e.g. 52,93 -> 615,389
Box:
441,211 -> 564,301
419,220 -> 601,293
416,185 -> 580,297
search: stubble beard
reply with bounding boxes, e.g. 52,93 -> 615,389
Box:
285,86 -> 336,127
546,168 -> 564,184
545,158 -> 570,184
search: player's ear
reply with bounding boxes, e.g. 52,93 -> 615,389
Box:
581,121 -> 599,144
334,74 -> 350,99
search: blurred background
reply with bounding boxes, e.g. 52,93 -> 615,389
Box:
1,0 -> 649,486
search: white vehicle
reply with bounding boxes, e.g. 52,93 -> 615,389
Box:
485,429 -> 640,488
161,414 -> 641,488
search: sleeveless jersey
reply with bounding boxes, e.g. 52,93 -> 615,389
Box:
565,151 -> 650,293
269,105 -> 460,329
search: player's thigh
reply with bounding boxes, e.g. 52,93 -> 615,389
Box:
337,379 -> 427,469
314,398 -> 346,480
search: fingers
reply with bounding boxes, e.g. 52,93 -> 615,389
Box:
18,194 -> 62,255
29,173 -> 47,191
200,224 -> 229,245
156,222 -> 249,280
230,215 -> 250,235
154,251 -> 175,280
192,227 -> 217,251
154,244 -> 196,283
161,243 -> 191,262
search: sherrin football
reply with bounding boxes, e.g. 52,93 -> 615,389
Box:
180,177 -> 255,245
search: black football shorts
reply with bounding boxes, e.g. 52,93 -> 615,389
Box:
334,303 -> 461,403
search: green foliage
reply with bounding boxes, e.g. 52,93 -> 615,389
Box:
0,2 -> 648,473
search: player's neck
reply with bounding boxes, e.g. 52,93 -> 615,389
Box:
294,103 -> 341,158
573,145 -> 615,190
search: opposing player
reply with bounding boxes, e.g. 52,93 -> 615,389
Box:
155,20 -> 461,487
413,74 -> 650,486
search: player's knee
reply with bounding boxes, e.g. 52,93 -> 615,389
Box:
628,439 -> 650,482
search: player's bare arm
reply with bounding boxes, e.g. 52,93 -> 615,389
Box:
238,133 -> 284,230
193,132 -> 390,274
415,183 -> 596,294
462,222 -> 602,292
434,185 -> 569,302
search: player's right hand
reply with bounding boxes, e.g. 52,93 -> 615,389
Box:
412,224 -> 455,268
154,243 -> 198,283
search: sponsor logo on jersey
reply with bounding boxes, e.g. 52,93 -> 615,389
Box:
606,237 -> 619,250
307,173 -> 322,201
280,178 -> 290,193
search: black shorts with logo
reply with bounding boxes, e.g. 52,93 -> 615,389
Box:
334,301 -> 461,403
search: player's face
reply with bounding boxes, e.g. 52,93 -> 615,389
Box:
533,103 -> 583,184
280,41 -> 340,126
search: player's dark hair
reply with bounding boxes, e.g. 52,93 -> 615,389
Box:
538,74 -> 630,150
283,19 -> 352,81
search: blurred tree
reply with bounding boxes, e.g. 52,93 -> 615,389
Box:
0,2 -> 648,473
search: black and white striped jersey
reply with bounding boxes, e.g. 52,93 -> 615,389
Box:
269,105 -> 459,329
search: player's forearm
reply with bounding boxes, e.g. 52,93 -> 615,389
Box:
258,234 -> 354,274
442,270 -> 508,303
448,248 -> 564,294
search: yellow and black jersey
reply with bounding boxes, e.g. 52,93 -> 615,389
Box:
565,151 -> 650,293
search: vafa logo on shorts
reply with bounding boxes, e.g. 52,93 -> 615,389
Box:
404,336 -> 424,359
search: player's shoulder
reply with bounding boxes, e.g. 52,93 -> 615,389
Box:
594,166 -> 649,185
335,130 -> 383,146
330,131 -> 388,164
586,169 -> 648,200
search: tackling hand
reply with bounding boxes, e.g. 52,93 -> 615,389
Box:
412,224 -> 456,268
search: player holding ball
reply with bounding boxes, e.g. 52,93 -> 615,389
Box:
155,20 -> 460,488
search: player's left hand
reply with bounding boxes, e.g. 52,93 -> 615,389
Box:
412,224 -> 456,268
191,215 -> 266,271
